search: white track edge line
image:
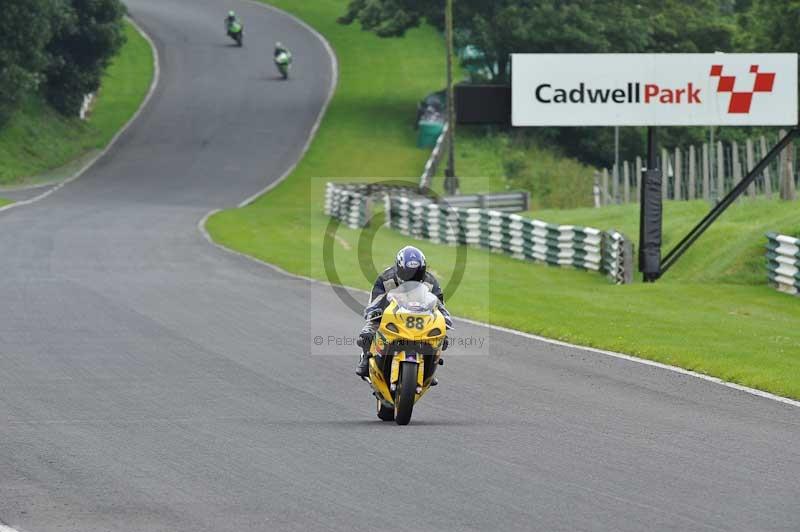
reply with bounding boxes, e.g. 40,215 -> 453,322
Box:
0,17 -> 160,532
0,16 -> 161,215
235,0 -> 339,208
198,213 -> 800,410
197,6 -> 799,410
455,317 -> 800,409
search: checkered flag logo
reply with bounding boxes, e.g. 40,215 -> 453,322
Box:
710,64 -> 776,114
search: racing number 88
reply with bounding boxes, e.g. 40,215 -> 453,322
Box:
406,317 -> 425,330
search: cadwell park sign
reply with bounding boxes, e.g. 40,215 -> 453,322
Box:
512,54 -> 798,127
506,52 -> 799,281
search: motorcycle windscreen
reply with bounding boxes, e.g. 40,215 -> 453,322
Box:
385,281 -> 438,313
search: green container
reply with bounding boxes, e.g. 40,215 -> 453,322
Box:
417,121 -> 444,148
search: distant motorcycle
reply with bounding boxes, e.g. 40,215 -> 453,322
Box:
227,21 -> 244,47
275,51 -> 292,79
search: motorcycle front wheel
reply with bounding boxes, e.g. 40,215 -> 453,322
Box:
394,363 -> 417,425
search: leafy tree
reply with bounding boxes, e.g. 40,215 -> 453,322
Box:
341,1 -> 760,167
735,0 -> 800,53
647,0 -> 737,53
339,0 -> 736,84
44,0 -> 126,115
338,0 -> 436,38
0,0 -> 56,125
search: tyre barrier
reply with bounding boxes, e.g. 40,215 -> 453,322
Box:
324,183 -> 423,229
385,196 -> 632,284
603,231 -> 634,285
323,183 -> 632,284
767,232 -> 800,296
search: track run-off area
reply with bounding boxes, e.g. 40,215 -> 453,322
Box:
1,1 -> 798,531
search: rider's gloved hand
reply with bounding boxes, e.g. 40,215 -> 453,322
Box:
357,331 -> 374,352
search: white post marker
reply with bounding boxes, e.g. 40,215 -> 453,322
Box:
512,53 -> 798,127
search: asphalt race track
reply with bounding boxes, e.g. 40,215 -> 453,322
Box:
1,1 -> 799,531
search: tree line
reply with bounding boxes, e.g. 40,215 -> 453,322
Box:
0,0 -> 126,126
340,0 -> 799,168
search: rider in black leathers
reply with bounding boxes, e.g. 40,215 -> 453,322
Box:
356,246 -> 451,378
225,11 -> 239,33
274,42 -> 290,59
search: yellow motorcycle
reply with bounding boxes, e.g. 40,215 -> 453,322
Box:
364,281 -> 447,425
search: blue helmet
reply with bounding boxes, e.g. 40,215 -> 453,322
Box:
395,246 -> 427,282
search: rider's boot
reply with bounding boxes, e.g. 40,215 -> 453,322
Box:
356,352 -> 370,377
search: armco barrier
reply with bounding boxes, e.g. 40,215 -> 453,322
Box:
419,123 -> 449,191
385,195 -> 632,284
440,191 -> 530,212
767,232 -> 800,296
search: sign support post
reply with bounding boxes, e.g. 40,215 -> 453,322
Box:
443,0 -> 459,195
639,127 -> 663,281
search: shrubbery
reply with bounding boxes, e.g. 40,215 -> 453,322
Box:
0,0 -> 55,124
501,137 -> 595,210
0,0 -> 125,125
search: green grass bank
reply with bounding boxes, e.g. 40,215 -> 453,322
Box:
0,20 -> 154,187
437,127 -> 597,210
207,0 -> 800,399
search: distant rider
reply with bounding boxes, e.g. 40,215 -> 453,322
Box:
274,42 -> 291,60
355,246 -> 451,378
225,11 -> 239,34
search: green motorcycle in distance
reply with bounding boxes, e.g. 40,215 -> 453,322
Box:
227,20 -> 243,47
275,51 -> 292,79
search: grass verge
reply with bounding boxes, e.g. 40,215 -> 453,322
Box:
207,0 -> 800,400
0,20 -> 154,187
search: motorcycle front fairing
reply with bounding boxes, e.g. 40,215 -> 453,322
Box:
367,282 -> 446,406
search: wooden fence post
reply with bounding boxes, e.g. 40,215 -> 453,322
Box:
745,138 -> 756,197
784,158 -> 798,200
732,141 -> 743,200
793,136 -> 797,192
612,163 -> 619,204
661,148 -> 669,199
760,135 -> 772,199
702,143 -> 710,201
602,168 -> 609,205
790,145 -> 798,200
635,155 -> 642,203
673,147 -> 682,200
688,145 -> 697,200
779,130 -> 790,200
623,161 -> 630,204
716,141 -> 725,198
